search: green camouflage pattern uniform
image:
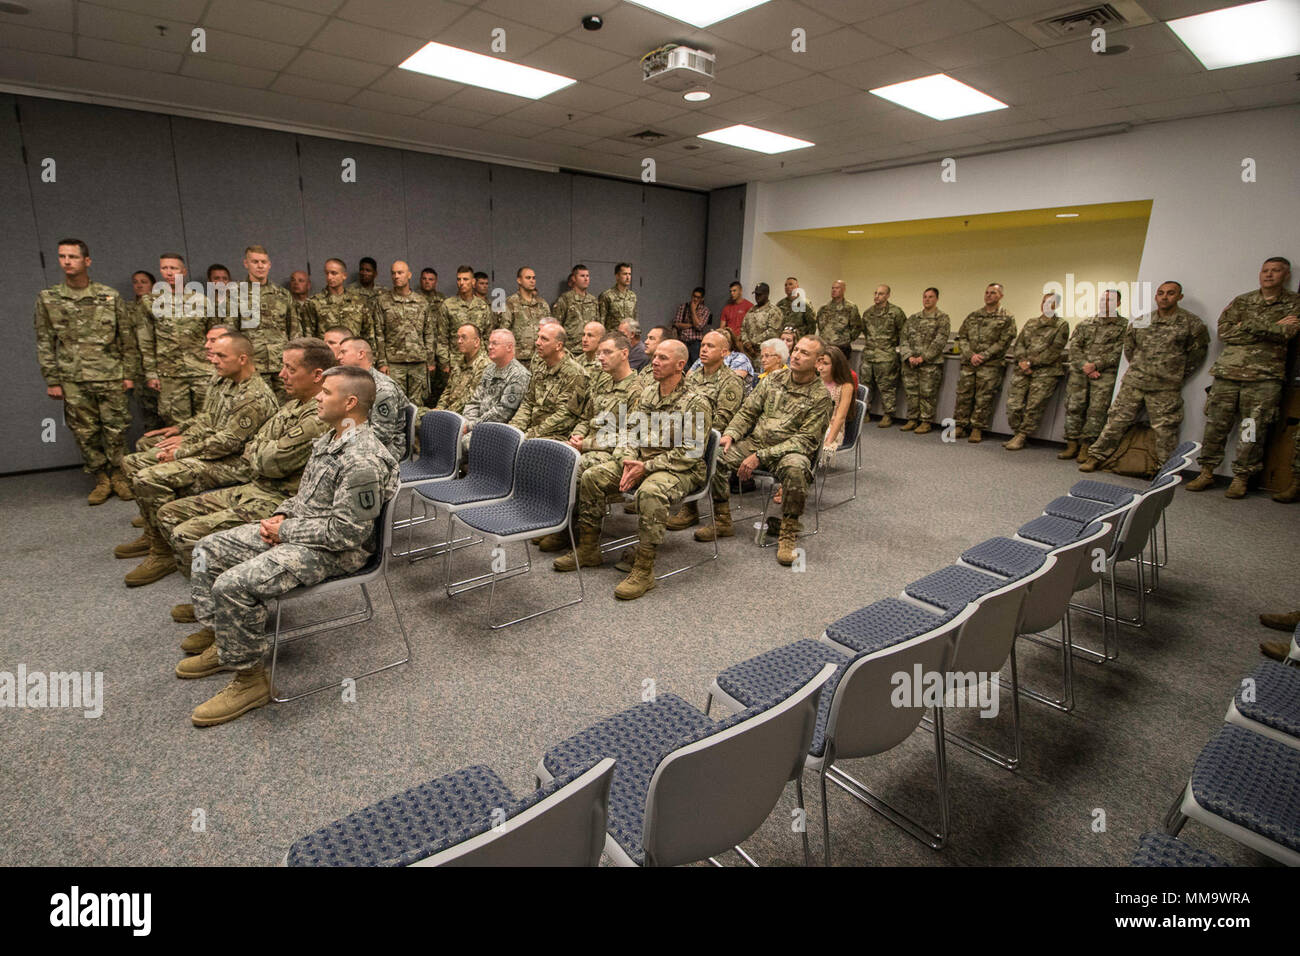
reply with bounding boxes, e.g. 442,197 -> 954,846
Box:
304,288 -> 373,346
552,289 -> 600,355
499,292 -> 551,364
815,298 -> 864,356
597,287 -> 638,331
367,366 -> 412,461
191,423 -> 398,670
349,284 -> 380,305
422,289 -> 447,403
686,363 -> 745,435
859,302 -> 907,415
127,296 -> 164,429
438,294 -> 493,370
34,280 -> 140,475
508,354 -> 588,439
740,301 -> 784,361
900,309 -> 950,423
1005,313 -> 1069,436
123,373 -> 278,538
572,368 -> 643,476
237,280 -> 295,398
1090,308 -> 1209,464
1063,313 -> 1126,442
139,286 -> 215,425
778,294 -> 815,339
954,307 -> 1016,430
1197,289 -> 1300,477
434,345 -> 489,414
158,395 -> 330,575
714,367 -> 833,518
577,353 -> 602,380
577,377 -> 711,546
373,288 -> 434,406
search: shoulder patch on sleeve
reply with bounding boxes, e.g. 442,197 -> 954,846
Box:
238,415 -> 252,429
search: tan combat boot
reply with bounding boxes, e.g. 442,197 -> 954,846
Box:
125,532 -> 177,587
614,544 -> 658,600
87,472 -> 112,506
1078,457 -> 1101,473
1076,441 -> 1091,462
1260,641 -> 1290,663
180,627 -> 215,655
1003,433 -> 1027,451
1260,610 -> 1300,631
131,514 -> 145,528
1272,475 -> 1299,503
899,419 -> 917,432
114,532 -> 152,559
877,414 -> 893,428
175,642 -> 231,677
665,500 -> 699,531
1224,476 -> 1248,499
914,421 -> 932,434
1057,440 -> 1079,460
535,532 -> 569,552
776,517 -> 802,566
967,427 -> 983,444
552,525 -> 602,571
191,665 -> 272,727
172,603 -> 196,623
110,469 -> 134,501
694,500 -> 734,541
954,426 -> 969,439
1185,467 -> 1215,491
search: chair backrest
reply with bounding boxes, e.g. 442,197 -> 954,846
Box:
856,383 -> 868,405
401,403 -> 417,461
465,422 -> 522,495
414,758 -> 616,867
414,410 -> 464,478
950,556 -> 1056,674
511,438 -> 580,525
826,604 -> 975,762
1153,440 -> 1199,480
1114,473 -> 1180,563
683,429 -> 720,504
841,398 -> 868,453
1026,522 -> 1112,633
640,663 -> 836,867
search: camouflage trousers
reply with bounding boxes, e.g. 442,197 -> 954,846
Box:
387,362 -> 428,406
191,522 -> 366,670
1196,377 -> 1283,478
859,358 -> 900,414
133,383 -> 164,432
900,363 -> 943,423
714,437 -> 812,519
953,362 -> 1006,429
61,380 -> 130,475
157,482 -> 285,577
122,449 -> 250,534
158,376 -> 209,426
578,455 -> 699,547
1090,383 -> 1185,464
1005,371 -> 1062,436
1063,370 -> 1117,441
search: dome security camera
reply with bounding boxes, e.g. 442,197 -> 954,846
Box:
582,15 -> 603,30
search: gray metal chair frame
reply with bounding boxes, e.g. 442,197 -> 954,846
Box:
816,397 -> 868,511
750,447 -> 824,546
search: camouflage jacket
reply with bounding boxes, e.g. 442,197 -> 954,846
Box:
237,281 -> 295,374
438,295 -> 493,369
552,289 -> 599,354
724,367 -> 833,469
573,369 -> 642,448
367,367 -> 411,461
619,377 -> 711,483
685,363 -> 745,433
597,287 -> 638,329
34,281 -> 140,385
509,353 -> 588,439
1010,314 -> 1070,376
306,288 -> 374,346
422,290 -> 445,312
464,359 -> 530,428
244,395 -> 331,496
1067,315 -> 1126,374
174,372 -> 278,461
374,289 -> 433,367
816,298 -> 863,346
777,294 -> 815,338
1123,308 -> 1210,391
741,302 -> 784,349
348,284 -> 380,304
1210,289 -> 1300,381
956,307 -> 1016,365
902,310 -> 951,365
140,285 -> 214,380
499,292 -> 551,363
127,297 -> 154,378
860,302 -> 907,362
577,353 -> 602,380
436,346 -> 490,414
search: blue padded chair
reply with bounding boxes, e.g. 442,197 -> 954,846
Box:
1131,831 -> 1228,867
818,398 -> 868,511
392,410 -> 464,555
444,438 -> 583,629
1225,659 -> 1300,749
536,663 -> 836,867
267,495 -> 411,703
856,383 -> 867,405
822,597 -> 956,655
1164,724 -> 1300,866
285,758 -> 615,866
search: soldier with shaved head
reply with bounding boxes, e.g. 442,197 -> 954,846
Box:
372,259 -> 434,405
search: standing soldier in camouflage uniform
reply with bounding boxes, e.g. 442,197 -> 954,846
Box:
1187,257 -> 1300,497
816,280 -> 864,368
158,338 -> 335,625
860,284 -> 907,427
509,323 -> 588,439
418,268 -> 443,312
373,260 -> 434,406
116,334 -> 278,587
500,266 -> 550,366
741,283 -> 784,364
1003,292 -> 1070,450
953,283 -> 1016,443
238,245 -> 296,400
576,320 -> 606,379
34,239 -> 140,504
338,337 -> 412,461
900,287 -> 950,435
176,366 -> 399,727
598,263 -> 638,331
554,340 -> 710,600
129,269 -> 165,432
140,254 -> 216,427
351,257 -> 380,303
288,270 -> 312,339
777,276 -> 815,339
1060,289 -> 1126,462
437,265 -> 493,375
553,264 -> 599,355
696,336 -> 833,565
304,259 -> 373,346
435,324 -> 489,414
461,330 -> 530,453
1079,282 -> 1210,471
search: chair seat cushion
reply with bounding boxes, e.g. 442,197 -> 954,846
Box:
1017,514 -> 1088,547
1043,495 -> 1113,522
456,499 -> 562,536
1190,724 -> 1300,853
961,537 -> 1048,579
825,597 -> 951,654
1069,479 -> 1138,505
1236,660 -> 1300,738
1131,831 -> 1228,867
415,477 -> 509,506
905,564 -> 1004,612
400,457 -> 454,483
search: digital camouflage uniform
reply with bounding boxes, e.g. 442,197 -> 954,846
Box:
1197,289 -> 1300,477
815,298 -> 864,359
508,354 -> 588,439
740,301 -> 784,361
900,309 -> 951,423
127,296 -> 163,429
464,360 -> 531,429
1005,313 -> 1070,436
777,295 -> 815,339
34,280 -> 140,475
1089,308 -> 1209,464
499,292 -> 551,364
438,294 -> 493,370
139,285 -> 215,424
552,289 -> 600,355
714,367 -> 833,519
367,366 -> 412,461
373,288 -> 434,406
597,286 -> 637,331
304,287 -> 373,346
434,345 -> 489,414
859,302 -> 907,415
158,395 -> 329,575
191,423 -> 398,670
953,306 -> 1016,430
237,280 -> 295,398
1063,314 -> 1126,442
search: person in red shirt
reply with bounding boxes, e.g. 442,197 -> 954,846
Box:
720,281 -> 753,339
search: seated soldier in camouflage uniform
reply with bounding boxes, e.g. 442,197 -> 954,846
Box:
1059,289 -> 1126,462
434,323 -> 488,414
338,337 -> 412,461
157,337 -> 336,626
554,340 -> 711,600
1003,292 -> 1070,450
508,322 -> 588,439
695,335 -> 834,565
576,320 -> 606,379
116,333 -> 278,588
176,366 -> 399,727
462,329 -> 530,444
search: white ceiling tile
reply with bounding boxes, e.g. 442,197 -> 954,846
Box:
907,23 -> 1036,70
601,97 -> 688,125
705,91 -> 788,123
268,0 -> 347,12
717,53 -> 810,92
950,49 -> 1068,91
436,84 -> 535,114
480,113 -> 549,138
367,67 -> 463,102
0,23 -> 77,56
2,0 -> 72,33
1207,55 -> 1300,91
556,3 -> 687,57
768,25 -> 893,69
476,0 -> 619,33
993,70 -> 1104,106
1105,72 -> 1219,107
435,9 -> 557,58
531,126 -> 600,147
967,0 -> 1080,18
707,1 -> 842,52
544,82 -> 636,112
760,72 -> 858,108
521,35 -> 628,80
1041,106 -> 1139,130
798,0 -> 918,24
90,0 -> 208,20
416,102 -> 488,126
967,117 -> 1055,138
1137,0 -> 1225,19
269,72 -> 361,102
333,0 -> 467,35
1131,91 -> 1234,120
566,114 -> 630,136
860,0 -> 994,48
201,0 -> 328,46
348,88 -> 431,115
511,100 -> 591,126
586,62 -> 652,96
181,54 -> 278,88
194,27 -> 300,70
309,18 -> 426,64
75,2 -> 193,53
77,35 -> 182,72
824,50 -> 937,90
284,48 -> 388,86
1223,82 -> 1300,109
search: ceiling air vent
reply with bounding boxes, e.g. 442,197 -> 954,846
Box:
1011,0 -> 1153,46
628,129 -> 669,142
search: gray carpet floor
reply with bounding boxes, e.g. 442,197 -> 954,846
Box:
1,425 -> 1295,867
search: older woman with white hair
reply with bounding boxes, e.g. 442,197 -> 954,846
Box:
758,338 -> 789,380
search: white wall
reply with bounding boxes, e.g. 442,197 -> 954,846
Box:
742,105 -> 1300,469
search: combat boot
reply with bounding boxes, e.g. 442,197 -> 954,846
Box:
967,427 -> 983,444
877,414 -> 893,428
172,603 -> 196,623
694,500 -> 733,541
87,472 -> 112,506
954,426 -> 969,439
1078,457 -> 1101,473
552,525 -> 602,571
1076,441 -> 1091,463
665,500 -> 700,530
191,665 -> 271,727
899,419 -> 917,432
1224,476 -> 1248,499
535,532 -> 569,552
1260,641 -> 1290,663
1003,433 -> 1027,451
614,544 -> 658,600
1057,440 -> 1079,460
131,515 -> 145,528
114,532 -> 151,559
180,627 -> 215,655
614,547 -> 636,572
1185,467 -> 1215,492
110,469 -> 134,501
175,643 -> 231,678
914,421 -> 932,435
125,532 -> 177,587
1260,609 -> 1300,631
1272,475 -> 1299,503
776,517 -> 802,566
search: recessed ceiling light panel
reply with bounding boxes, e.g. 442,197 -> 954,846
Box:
869,73 -> 1009,121
697,124 -> 814,154
683,90 -> 712,102
399,41 -> 576,99
1167,0 -> 1300,70
625,0 -> 772,29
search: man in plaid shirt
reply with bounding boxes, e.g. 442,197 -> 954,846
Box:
673,286 -> 711,366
